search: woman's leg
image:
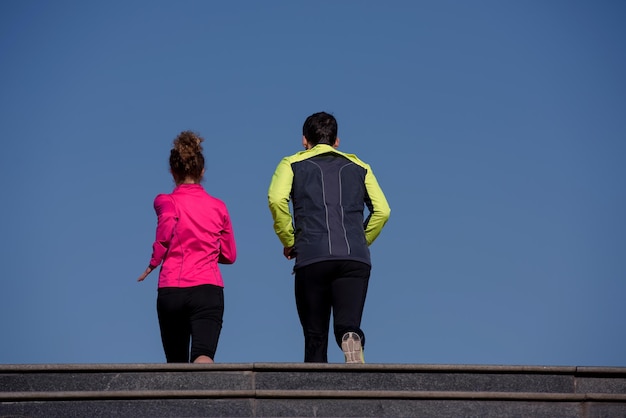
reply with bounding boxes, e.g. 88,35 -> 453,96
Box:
189,284 -> 224,363
157,287 -> 191,363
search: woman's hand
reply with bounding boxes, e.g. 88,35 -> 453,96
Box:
137,265 -> 155,282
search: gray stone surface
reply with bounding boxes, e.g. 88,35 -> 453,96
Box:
4,398 -> 626,418
0,370 -> 252,392
256,370 -> 574,393
255,399 -> 582,418
576,376 -> 626,394
585,402 -> 626,418
2,363 -> 626,417
0,399 -> 254,417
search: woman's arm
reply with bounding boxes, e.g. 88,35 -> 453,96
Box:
218,207 -> 237,264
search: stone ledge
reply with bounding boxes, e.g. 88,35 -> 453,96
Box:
3,390 -> 626,402
4,362 -> 624,373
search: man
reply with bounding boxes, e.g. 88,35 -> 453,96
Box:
268,111 -> 390,363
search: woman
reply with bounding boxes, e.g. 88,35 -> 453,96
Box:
138,131 -> 237,363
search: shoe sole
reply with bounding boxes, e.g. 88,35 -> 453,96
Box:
341,332 -> 364,364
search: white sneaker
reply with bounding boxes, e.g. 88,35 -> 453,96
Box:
341,332 -> 365,364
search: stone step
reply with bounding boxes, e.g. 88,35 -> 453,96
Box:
1,363 -> 626,417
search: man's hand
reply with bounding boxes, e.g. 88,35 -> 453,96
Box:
283,246 -> 296,260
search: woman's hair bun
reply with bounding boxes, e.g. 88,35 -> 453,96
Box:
173,130 -> 203,158
170,130 -> 205,182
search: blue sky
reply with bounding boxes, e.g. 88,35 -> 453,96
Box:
1,0 -> 624,366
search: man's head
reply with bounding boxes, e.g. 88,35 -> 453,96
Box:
302,112 -> 339,149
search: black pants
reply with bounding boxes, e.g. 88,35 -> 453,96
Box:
157,284 -> 224,363
294,260 -> 370,363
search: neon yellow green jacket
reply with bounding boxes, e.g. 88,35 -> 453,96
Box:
268,144 -> 390,268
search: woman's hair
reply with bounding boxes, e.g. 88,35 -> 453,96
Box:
169,131 -> 205,183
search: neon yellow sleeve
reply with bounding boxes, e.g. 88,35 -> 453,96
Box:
268,157 -> 295,248
364,166 -> 391,245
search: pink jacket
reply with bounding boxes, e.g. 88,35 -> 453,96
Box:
149,184 -> 237,288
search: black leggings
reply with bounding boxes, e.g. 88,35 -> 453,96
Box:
157,284 -> 224,363
294,260 -> 370,363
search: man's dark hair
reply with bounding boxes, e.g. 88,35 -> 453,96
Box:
302,112 -> 338,146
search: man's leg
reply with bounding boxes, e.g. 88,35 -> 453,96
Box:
331,261 -> 370,354
294,261 -> 334,362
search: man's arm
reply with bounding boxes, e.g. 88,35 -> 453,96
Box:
363,167 -> 391,245
268,158 -> 295,248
